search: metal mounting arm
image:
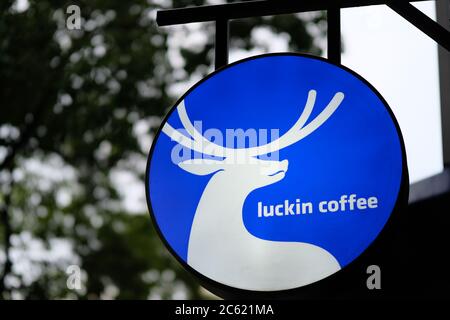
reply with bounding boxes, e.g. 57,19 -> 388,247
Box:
156,0 -> 448,69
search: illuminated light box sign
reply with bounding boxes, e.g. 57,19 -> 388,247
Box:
146,53 -> 408,295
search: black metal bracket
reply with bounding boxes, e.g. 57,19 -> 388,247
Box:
388,0 -> 450,51
214,19 -> 229,69
156,0 -> 449,70
327,7 -> 342,64
156,0 -> 429,26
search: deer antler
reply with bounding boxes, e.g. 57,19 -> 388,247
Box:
245,90 -> 344,156
162,90 -> 344,157
162,101 -> 234,158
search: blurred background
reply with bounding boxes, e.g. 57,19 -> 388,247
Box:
0,0 -> 326,299
0,0 -> 446,299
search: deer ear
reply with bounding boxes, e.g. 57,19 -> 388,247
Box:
178,159 -> 224,176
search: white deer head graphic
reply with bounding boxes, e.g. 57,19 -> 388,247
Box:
162,89 -> 345,291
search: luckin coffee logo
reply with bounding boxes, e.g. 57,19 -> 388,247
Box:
257,194 -> 379,218
162,89 -> 345,291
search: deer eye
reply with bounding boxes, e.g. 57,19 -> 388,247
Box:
256,153 -> 273,160
202,154 -> 226,161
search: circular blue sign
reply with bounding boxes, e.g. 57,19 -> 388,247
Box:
146,53 -> 407,294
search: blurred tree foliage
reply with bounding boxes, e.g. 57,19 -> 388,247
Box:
0,0 -> 325,299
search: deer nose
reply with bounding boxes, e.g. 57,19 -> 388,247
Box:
281,160 -> 289,172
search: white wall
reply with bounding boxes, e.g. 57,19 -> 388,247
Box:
341,1 -> 444,183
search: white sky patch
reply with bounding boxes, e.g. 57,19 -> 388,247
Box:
9,232 -> 79,286
94,140 -> 112,162
152,0 -> 173,8
341,2 -> 443,183
251,26 -> 290,52
6,154 -> 82,215
105,118 -> 164,216
181,28 -> 209,54
167,45 -> 186,69
229,26 -> 289,63
0,124 -> 21,140
11,0 -> 29,13
133,117 -> 160,153
229,12 -> 325,62
229,47 -> 266,63
147,269 -> 189,300
21,154 -> 78,193
168,71 -> 205,99
110,160 -> 147,214
54,29 -> 72,52
206,0 -> 226,5
100,283 -> 120,300
166,24 -> 209,69
56,187 -> 74,208
136,80 -> 161,99
164,21 -> 216,98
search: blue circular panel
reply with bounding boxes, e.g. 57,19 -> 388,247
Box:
147,54 -> 405,292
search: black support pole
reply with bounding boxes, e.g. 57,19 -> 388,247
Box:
156,0 -> 429,26
215,19 -> 229,70
388,0 -> 450,52
328,8 -> 342,64
156,0 -> 450,64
